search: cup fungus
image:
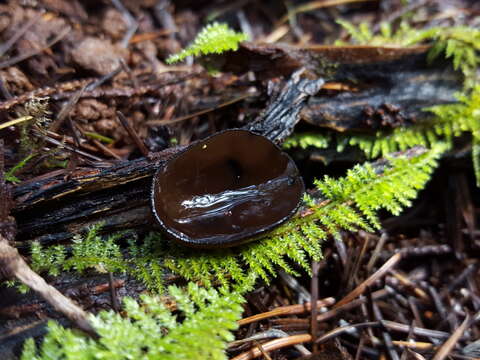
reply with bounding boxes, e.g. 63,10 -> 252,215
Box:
151,129 -> 304,247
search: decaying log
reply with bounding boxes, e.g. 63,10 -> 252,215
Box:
13,72 -> 325,245
212,42 -> 432,78
215,43 -> 463,132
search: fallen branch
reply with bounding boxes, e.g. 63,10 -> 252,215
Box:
0,235 -> 97,336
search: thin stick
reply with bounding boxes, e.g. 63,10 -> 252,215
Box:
0,116 -> 33,130
238,297 -> 335,326
231,334 -> 312,360
373,302 -> 400,360
277,0 -> 377,25
335,252 -> 403,308
317,289 -> 388,322
432,314 -> 470,360
315,321 -> 379,344
310,260 -> 320,351
366,232 -> 388,273
116,111 -> 150,157
108,272 -> 120,312
0,11 -> 44,57
0,26 -> 71,69
111,0 -> 138,48
228,329 -> 311,356
147,93 -> 253,126
50,83 -> 89,132
0,236 -> 97,336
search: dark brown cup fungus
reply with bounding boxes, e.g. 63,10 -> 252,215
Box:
151,129 -> 304,248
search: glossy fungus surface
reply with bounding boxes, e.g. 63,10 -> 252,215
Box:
151,129 -> 304,247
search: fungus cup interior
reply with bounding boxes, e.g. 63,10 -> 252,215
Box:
151,129 -> 304,247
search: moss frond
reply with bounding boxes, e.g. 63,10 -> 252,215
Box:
31,223 -> 126,277
5,153 -> 35,183
336,20 -> 430,46
343,86 -> 480,183
166,23 -> 248,64
283,132 -> 331,149
21,284 -> 244,360
423,26 -> 480,89
336,21 -> 479,89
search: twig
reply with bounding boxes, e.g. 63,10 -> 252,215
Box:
428,285 -> 457,331
0,26 -> 71,69
432,314 -> 470,360
444,262 -> 477,295
381,320 -> 462,340
119,58 -> 139,89
317,289 -> 388,322
0,74 -> 13,100
0,116 -> 33,130
238,297 -> 335,326
49,83 -> 90,133
252,340 -> 272,360
366,232 -> 388,273
277,0 -> 377,25
231,334 -> 312,360
373,302 -> 400,360
0,11 -> 44,57
278,270 -> 311,303
389,270 -> 429,301
40,133 -> 105,162
111,0 -> 138,48
335,252 -> 403,308
0,236 -> 97,336
314,321 -> 379,344
116,111 -> 150,157
310,260 -> 320,351
92,139 -> 123,160
108,272 -> 120,312
65,116 -> 82,171
85,65 -> 122,92
228,329 -> 311,356
147,93 -> 254,126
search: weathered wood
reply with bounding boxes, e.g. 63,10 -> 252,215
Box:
13,72 -> 325,245
214,43 -> 463,132
301,52 -> 461,132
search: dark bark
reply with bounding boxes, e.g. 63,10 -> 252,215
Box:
13,72 -> 324,245
214,43 -> 463,132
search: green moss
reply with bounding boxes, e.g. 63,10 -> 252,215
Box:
336,20 -> 479,89
341,86 -> 480,184
166,23 -> 248,64
21,284 -> 243,360
282,132 -> 331,150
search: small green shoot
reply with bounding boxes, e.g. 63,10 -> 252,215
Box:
166,22 -> 248,64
